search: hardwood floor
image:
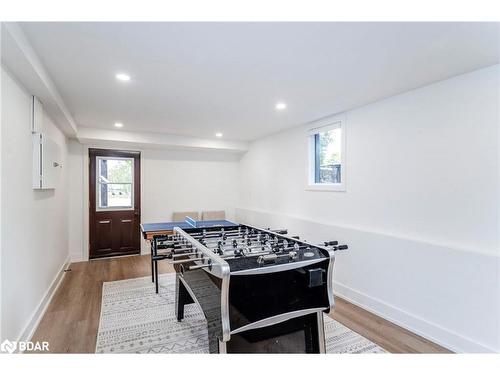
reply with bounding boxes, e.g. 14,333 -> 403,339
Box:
29,254 -> 450,353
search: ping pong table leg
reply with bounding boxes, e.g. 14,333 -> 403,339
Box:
151,240 -> 155,283
155,260 -> 159,294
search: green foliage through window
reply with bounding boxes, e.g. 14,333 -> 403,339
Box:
314,128 -> 342,184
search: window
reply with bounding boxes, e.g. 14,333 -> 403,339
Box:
96,157 -> 134,210
307,118 -> 345,191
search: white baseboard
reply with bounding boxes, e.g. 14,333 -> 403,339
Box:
16,254 -> 71,349
70,254 -> 84,263
334,282 -> 496,353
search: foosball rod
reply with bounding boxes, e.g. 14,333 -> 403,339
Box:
198,235 -> 282,246
189,227 -> 288,239
197,233 -> 293,245
202,239 -> 293,251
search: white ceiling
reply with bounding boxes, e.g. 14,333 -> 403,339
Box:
20,22 -> 499,141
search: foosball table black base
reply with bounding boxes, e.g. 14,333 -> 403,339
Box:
221,313 -> 324,353
176,272 -> 326,354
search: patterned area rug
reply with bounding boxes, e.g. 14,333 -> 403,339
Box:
96,274 -> 386,354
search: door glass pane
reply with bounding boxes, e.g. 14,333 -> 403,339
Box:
99,158 -> 133,183
97,157 -> 134,209
99,183 -> 132,208
314,128 -> 342,184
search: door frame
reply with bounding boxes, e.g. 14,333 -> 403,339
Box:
88,148 -> 141,259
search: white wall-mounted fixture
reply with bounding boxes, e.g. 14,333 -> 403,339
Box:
32,133 -> 62,189
31,96 -> 43,133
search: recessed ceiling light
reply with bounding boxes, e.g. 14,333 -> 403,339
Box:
275,102 -> 287,111
114,122 -> 123,128
215,132 -> 223,138
115,73 -> 130,82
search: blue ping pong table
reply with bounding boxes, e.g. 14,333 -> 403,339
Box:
140,217 -> 238,240
141,216 -> 238,293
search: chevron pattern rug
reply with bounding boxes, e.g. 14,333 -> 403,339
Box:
95,273 -> 386,354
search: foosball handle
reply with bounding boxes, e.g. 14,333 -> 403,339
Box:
324,240 -> 338,246
333,245 -> 348,251
271,229 -> 288,235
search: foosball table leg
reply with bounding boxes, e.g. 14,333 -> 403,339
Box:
218,339 -> 227,354
175,274 -> 186,321
175,274 -> 194,322
316,311 -> 326,354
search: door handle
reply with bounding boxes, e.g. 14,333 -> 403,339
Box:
99,220 -> 111,224
121,219 -> 132,223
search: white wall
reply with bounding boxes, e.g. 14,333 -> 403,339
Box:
1,66 -> 70,342
67,140 -> 85,262
237,65 -> 500,352
140,149 -> 239,252
68,146 -> 240,260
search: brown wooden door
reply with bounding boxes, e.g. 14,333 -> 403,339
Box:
89,149 -> 141,259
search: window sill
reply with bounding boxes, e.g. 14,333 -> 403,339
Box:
306,183 -> 346,192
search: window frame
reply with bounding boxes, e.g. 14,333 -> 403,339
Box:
306,115 -> 346,192
95,156 -> 135,211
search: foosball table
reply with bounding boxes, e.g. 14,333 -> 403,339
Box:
152,223 -> 348,353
